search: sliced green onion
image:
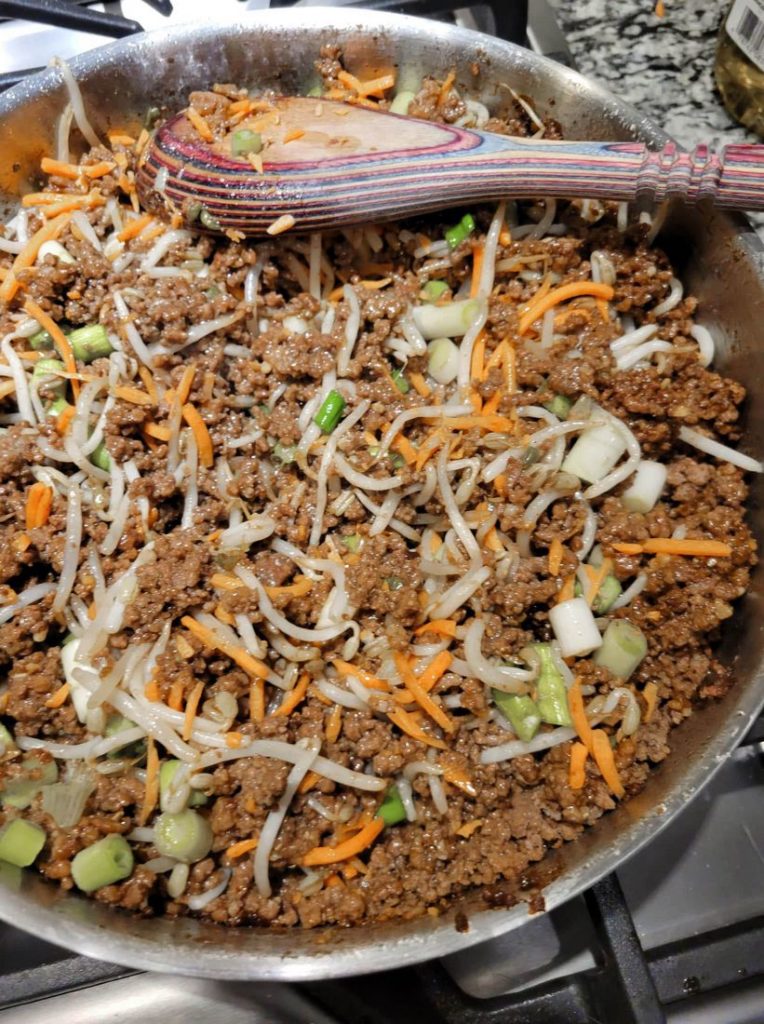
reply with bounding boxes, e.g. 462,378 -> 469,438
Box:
306,85 -> 323,98
90,442 -> 111,473
154,809 -> 213,863
561,418 -> 627,484
2,756 -> 58,809
389,90 -> 415,115
104,714 -> 142,759
47,396 -> 69,418
548,597 -> 603,659
421,280 -> 449,303
378,785 -> 407,826
230,129 -> 263,157
0,723 -> 16,753
592,575 -> 623,614
186,202 -> 203,223
67,324 -> 113,364
29,328 -> 54,351
342,534 -> 362,553
543,394 -> 572,420
492,690 -> 541,742
413,299 -> 481,341
33,358 -> 65,398
159,760 -> 207,810
445,213 -> 476,249
71,834 -> 134,892
594,620 -> 647,680
199,208 -> 221,231
0,819 -> 46,867
427,336 -> 460,385
522,445 -> 541,468
385,576 -> 403,590
314,389 -> 346,433
272,442 -> 296,465
391,367 -> 410,394
522,644 -> 571,727
389,451 -> 405,470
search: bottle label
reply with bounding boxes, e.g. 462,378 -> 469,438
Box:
727,0 -> 764,70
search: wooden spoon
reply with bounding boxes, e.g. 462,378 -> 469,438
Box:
136,96 -> 764,236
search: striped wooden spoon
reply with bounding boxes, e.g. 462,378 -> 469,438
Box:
136,95 -> 764,236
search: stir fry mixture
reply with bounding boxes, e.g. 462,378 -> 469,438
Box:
0,51 -> 759,928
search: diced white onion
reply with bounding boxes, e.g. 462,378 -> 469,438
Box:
548,597 -> 603,658
412,299 -> 481,340
561,418 -> 626,484
621,460 -> 667,512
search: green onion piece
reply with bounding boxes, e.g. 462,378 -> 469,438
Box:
154,809 -> 213,863
230,129 -> 263,157
0,722 -> 16,753
29,328 -> 54,351
205,285 -> 221,299
342,534 -> 362,553
104,714 -> 142,759
2,756 -> 58,809
421,280 -> 449,302
90,442 -> 111,473
368,445 -> 381,459
492,690 -> 541,743
199,208 -> 221,231
186,202 -> 203,223
67,325 -> 113,364
33,358 -> 66,400
378,785 -> 407,826
389,90 -> 415,115
524,643 -> 572,727
71,834 -> 134,892
389,452 -> 405,470
314,389 -> 346,433
0,819 -> 46,867
594,620 -> 647,680
543,394 -> 572,420
272,442 -> 296,465
306,85 -> 323,98
158,760 -> 207,810
385,576 -> 403,591
391,367 -> 410,394
445,213 -> 476,249
522,445 -> 541,468
592,575 -> 623,614
47,396 -> 69,418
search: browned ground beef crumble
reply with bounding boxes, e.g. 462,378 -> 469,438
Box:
0,48 -> 756,928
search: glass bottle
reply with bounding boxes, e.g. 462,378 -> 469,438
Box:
715,0 -> 764,137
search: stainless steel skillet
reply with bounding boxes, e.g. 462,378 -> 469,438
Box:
0,6 -> 762,982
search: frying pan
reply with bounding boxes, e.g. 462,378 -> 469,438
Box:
0,7 -> 762,981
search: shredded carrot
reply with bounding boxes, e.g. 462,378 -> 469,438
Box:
333,660 -> 390,691
470,245 -> 485,301
0,212 -> 72,304
137,364 -> 158,403
298,770 -> 321,794
518,281 -> 615,335
587,557 -> 613,608
394,653 -> 455,733
264,577 -> 313,599
210,572 -> 242,591
557,574 -> 576,604
499,225 -> 512,246
138,738 -> 159,825
40,157 -> 81,179
336,69 -> 364,93
568,678 -> 594,753
186,106 -> 214,142
182,681 -> 205,742
25,482 -> 53,530
303,817 -> 385,867
391,434 -> 417,466
56,404 -> 76,435
416,650 -> 453,693
482,391 -> 501,416
144,677 -> 160,702
109,132 -> 136,146
504,342 -> 517,394
22,297 -> 80,398
442,765 -> 477,797
226,731 -> 244,748
117,213 -> 153,242
273,673 -> 310,717
414,619 -> 457,639
83,160 -> 116,179
494,473 -> 507,497
408,371 -> 431,398
283,128 -> 305,143
226,836 -> 259,859
387,707 -> 447,749
13,533 -> 31,553
326,703 -> 343,744
310,683 -> 333,707
168,680 -> 184,712
114,385 -> 153,406
181,616 -> 269,679
644,538 -> 732,558
569,742 -> 589,790
357,73 -> 396,97
414,428 -> 445,472
455,818 -> 484,839
548,537 -> 564,577
438,70 -> 456,107
554,305 -> 591,329
181,403 -> 214,468
470,326 -> 485,381
444,414 -> 515,433
143,422 -> 172,442
643,681 -> 659,723
611,542 -> 645,555
249,678 -> 265,723
40,195 -> 103,219
591,729 -> 625,798
44,682 -> 70,709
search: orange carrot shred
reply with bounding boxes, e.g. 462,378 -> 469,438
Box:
181,403 -> 214,468
22,297 -> 79,398
416,650 -> 453,692
326,703 -> 343,744
591,729 -> 625,798
186,106 -> 214,142
40,157 -> 81,179
181,616 -> 269,679
392,434 -> 417,465
249,678 -> 265,723
455,818 -> 484,839
557,574 -> 576,604
273,673 -> 310,717
283,128 -> 305,143
144,677 -> 160,702
138,738 -> 159,825
519,281 -> 614,335
176,365 -> 196,405
569,742 -> 588,790
26,482 -> 53,530
115,385 -> 153,406
303,817 -> 385,867
82,160 -> 116,179
264,577 -> 313,599
138,365 -> 158,403
333,660 -> 390,691
394,653 -> 455,732
387,707 -> 447,749
568,678 -> 594,753
44,682 -> 70,709
168,680 -> 184,712
408,371 -> 431,398
586,557 -> 613,608
182,681 -> 205,742
226,837 -> 259,859
470,245 -> 485,301
414,619 -> 457,638
226,731 -> 243,748
470,326 -> 485,381
643,538 -> 732,558
56,404 -> 76,435
548,537 -> 564,577
143,422 -> 172,442
298,770 -> 321,794
611,542 -> 645,555
643,682 -> 659,723
117,213 -> 153,242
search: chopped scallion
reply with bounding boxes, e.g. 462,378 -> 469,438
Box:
445,213 -> 476,249
159,759 -> 206,811
389,452 -> 405,470
522,445 -> 541,468
90,442 -> 111,473
592,575 -> 623,614
543,394 -> 572,420
378,785 -> 407,826
391,367 -> 410,394
421,280 -> 448,303
71,834 -> 134,892
385,576 -> 403,591
230,129 -> 263,157
314,389 -> 346,433
32,358 -> 66,400
342,534 -> 362,553
492,690 -> 541,742
522,644 -> 571,727
67,324 -> 113,364
199,208 -> 221,231
272,442 -> 296,465
154,809 -> 213,864
0,819 -> 46,867
2,756 -> 58,809
29,328 -> 53,351
594,620 -> 647,680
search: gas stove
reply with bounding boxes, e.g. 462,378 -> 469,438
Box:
1,3 -> 763,1023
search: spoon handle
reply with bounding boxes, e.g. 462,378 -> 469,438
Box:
139,108 -> 764,236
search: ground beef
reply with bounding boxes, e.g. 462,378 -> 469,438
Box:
0,61 -> 756,935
